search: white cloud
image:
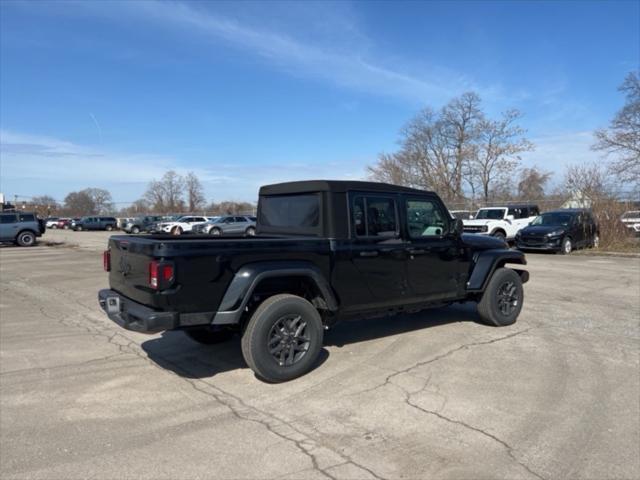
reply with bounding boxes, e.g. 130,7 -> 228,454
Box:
0,130 -> 367,203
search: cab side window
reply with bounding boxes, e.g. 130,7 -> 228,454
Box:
406,199 -> 448,238
352,196 -> 398,237
19,214 -> 35,222
1,214 -> 17,224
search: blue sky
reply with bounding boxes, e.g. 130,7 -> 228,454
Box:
1,0 -> 638,204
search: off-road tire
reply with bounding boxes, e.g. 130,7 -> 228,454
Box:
241,294 -> 323,382
492,230 -> 506,240
185,327 -> 234,345
16,231 -> 36,247
560,237 -> 572,255
477,267 -> 523,327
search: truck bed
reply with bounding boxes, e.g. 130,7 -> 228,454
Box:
107,234 -> 332,315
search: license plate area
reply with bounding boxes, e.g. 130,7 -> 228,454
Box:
106,296 -> 121,314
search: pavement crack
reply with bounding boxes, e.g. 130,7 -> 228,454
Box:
360,327 -> 534,396
393,376 -> 546,480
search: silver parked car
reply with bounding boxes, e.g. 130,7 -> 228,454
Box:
194,215 -> 256,236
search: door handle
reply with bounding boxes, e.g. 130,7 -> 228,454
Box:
407,248 -> 427,255
359,251 -> 379,257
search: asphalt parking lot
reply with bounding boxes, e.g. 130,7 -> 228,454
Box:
1,230 -> 639,480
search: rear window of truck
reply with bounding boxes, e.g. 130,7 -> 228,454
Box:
259,194 -> 320,234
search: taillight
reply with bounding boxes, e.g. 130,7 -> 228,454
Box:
103,250 -> 111,272
149,260 -> 174,290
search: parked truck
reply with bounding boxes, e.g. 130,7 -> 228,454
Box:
99,181 -> 529,382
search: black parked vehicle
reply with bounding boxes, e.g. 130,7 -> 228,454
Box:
99,180 -> 529,382
0,212 -> 45,246
515,209 -> 599,254
73,216 -> 118,231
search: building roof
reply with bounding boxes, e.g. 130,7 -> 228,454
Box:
259,180 -> 434,196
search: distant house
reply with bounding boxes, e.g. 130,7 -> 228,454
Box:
561,191 -> 592,209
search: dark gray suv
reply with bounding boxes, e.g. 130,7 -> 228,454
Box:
72,216 -> 118,231
0,212 -> 45,246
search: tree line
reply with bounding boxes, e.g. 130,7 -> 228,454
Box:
368,71 -> 639,210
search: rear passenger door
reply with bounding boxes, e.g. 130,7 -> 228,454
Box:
349,193 -> 409,306
0,213 -> 18,240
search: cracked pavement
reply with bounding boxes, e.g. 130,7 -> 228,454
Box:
1,230 -> 639,479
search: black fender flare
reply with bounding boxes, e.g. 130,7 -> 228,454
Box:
466,249 -> 527,292
212,261 -> 337,325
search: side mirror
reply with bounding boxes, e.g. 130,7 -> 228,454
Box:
452,218 -> 464,236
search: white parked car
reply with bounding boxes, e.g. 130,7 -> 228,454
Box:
45,217 -> 60,229
462,204 -> 540,240
157,215 -> 209,235
621,210 -> 640,235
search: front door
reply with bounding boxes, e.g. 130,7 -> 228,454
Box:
403,196 -> 468,301
349,193 -> 409,308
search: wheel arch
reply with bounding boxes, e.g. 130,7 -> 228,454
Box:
212,261 -> 338,326
467,249 -> 528,292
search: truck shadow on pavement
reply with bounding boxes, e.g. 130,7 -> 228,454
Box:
141,302 -> 480,380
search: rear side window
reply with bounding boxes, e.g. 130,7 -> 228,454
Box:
259,194 -> 320,233
1,214 -> 17,224
352,196 -> 398,237
19,214 -> 35,222
406,199 -> 448,238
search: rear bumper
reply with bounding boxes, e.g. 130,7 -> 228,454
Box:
98,289 -> 180,333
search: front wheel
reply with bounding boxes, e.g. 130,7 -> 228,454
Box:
241,294 -> 324,382
590,234 -> 600,249
492,230 -> 506,240
131,226 -> 140,234
477,268 -> 523,326
171,226 -> 183,235
51,225 -> 57,229
559,237 -> 572,255
245,226 -> 256,236
76,225 -> 83,231
105,225 -> 113,231
210,227 -> 222,236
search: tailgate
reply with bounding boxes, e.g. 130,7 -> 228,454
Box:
108,237 -> 159,308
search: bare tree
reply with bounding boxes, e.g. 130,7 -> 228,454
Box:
368,94 -> 483,203
368,92 -> 532,204
593,71 -> 640,183
83,188 -> 113,214
563,162 -> 609,206
206,201 -> 255,215
442,92 -> 484,199
470,110 -> 534,202
517,167 -> 552,200
64,191 -> 96,216
143,170 -> 185,213
29,195 -> 59,216
185,172 -> 206,212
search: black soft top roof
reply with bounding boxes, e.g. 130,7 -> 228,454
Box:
259,180 -> 433,196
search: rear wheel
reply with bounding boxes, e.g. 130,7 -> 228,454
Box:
51,225 -> 58,229
105,225 -> 113,231
184,327 -> 234,345
245,226 -> 256,236
477,268 -> 523,326
590,234 -> 600,249
16,231 -> 36,247
171,226 -> 183,235
210,227 -> 222,236
131,226 -> 140,234
76,225 -> 83,231
241,294 -> 323,382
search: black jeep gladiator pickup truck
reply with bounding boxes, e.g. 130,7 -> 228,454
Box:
99,180 -> 528,382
